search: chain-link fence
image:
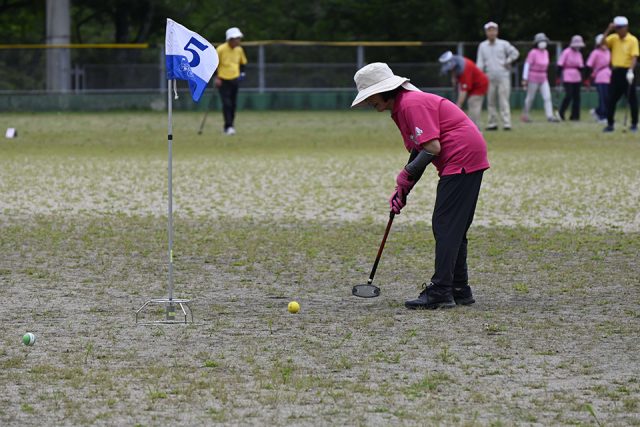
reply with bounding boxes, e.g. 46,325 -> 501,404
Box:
1,40 -> 573,93
0,45 -> 161,92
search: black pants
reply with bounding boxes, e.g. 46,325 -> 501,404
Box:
595,83 -> 609,120
559,82 -> 581,120
218,78 -> 239,130
430,170 -> 484,290
607,67 -> 638,127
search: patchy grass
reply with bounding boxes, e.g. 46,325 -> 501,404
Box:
0,111 -> 639,425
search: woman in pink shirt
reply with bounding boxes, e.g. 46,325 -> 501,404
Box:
521,33 -> 558,122
351,63 -> 490,310
557,35 -> 586,120
586,34 -> 612,122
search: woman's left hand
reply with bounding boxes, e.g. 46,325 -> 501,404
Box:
389,169 -> 415,214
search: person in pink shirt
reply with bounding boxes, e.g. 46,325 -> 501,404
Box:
351,62 -> 490,310
557,35 -> 586,120
521,33 -> 559,122
586,34 -> 612,122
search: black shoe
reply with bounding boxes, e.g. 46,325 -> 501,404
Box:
405,283 -> 455,310
453,285 -> 475,305
485,126 -> 498,131
503,127 -> 512,131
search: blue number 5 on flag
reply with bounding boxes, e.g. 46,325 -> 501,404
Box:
166,19 -> 219,102
183,37 -> 208,68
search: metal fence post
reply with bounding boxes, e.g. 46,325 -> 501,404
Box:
73,64 -> 79,93
46,0 -> 71,92
159,47 -> 165,93
356,45 -> 365,69
258,44 -> 265,93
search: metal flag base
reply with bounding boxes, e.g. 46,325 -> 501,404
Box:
135,298 -> 193,324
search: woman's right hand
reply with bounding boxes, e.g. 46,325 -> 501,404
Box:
214,77 -> 222,88
522,80 -> 528,89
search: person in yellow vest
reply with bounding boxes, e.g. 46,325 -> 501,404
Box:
601,16 -> 639,132
215,27 -> 248,135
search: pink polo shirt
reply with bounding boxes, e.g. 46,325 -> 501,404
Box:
557,48 -> 584,83
391,90 -> 490,177
525,48 -> 549,83
586,48 -> 611,84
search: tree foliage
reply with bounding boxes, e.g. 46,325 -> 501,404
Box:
1,0 -> 639,44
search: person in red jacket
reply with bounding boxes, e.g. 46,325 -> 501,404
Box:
439,51 -> 490,128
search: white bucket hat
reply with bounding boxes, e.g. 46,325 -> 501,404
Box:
533,33 -> 549,44
570,35 -> 585,48
351,63 -> 419,107
225,27 -> 243,40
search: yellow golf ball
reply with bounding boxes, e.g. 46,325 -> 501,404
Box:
288,301 -> 300,314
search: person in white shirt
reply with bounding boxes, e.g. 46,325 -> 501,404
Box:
476,21 -> 520,130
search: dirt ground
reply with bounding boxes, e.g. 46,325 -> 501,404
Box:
1,217 -> 639,426
1,112 -> 639,425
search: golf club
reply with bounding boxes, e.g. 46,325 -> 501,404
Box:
622,82 -> 632,133
352,211 -> 395,298
197,90 -> 213,135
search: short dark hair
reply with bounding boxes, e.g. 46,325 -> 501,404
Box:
380,86 -> 404,102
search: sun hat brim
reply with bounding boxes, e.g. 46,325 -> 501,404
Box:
351,77 -> 419,108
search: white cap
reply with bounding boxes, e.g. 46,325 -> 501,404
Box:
439,51 -> 458,74
225,27 -> 243,40
438,50 -> 454,64
614,16 -> 629,27
351,63 -> 419,107
595,33 -> 604,45
484,21 -> 498,30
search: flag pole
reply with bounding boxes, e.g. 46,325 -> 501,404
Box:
135,76 -> 192,324
136,18 -> 217,324
166,78 -> 175,320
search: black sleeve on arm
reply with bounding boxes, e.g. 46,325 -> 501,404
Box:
240,64 -> 246,73
405,149 -> 435,182
407,148 -> 420,164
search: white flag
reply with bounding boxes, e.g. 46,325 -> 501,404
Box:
165,18 -> 219,102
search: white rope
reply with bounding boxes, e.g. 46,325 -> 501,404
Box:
173,80 -> 179,100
